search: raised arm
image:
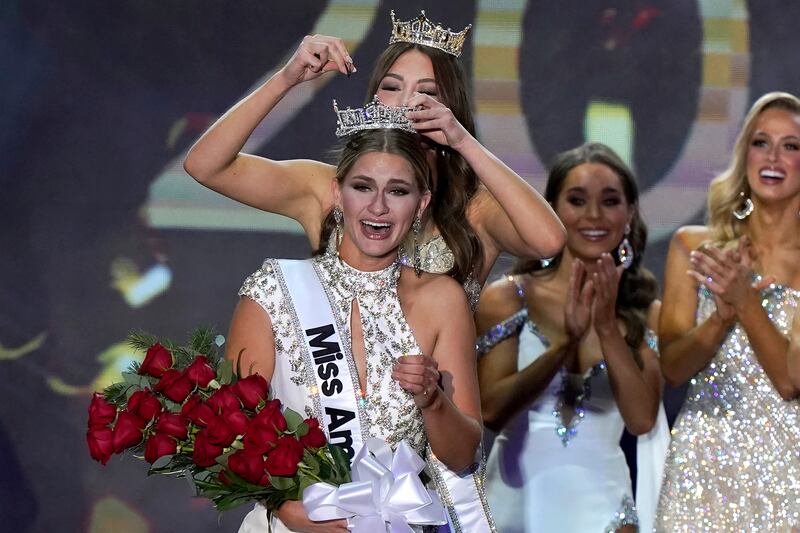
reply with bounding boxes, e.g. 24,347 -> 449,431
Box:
393,275 -> 482,471
183,35 -> 352,242
405,95 -> 566,283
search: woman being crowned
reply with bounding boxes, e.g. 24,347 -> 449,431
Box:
230,100 -> 484,532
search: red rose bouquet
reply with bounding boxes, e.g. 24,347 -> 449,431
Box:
86,328 -> 351,512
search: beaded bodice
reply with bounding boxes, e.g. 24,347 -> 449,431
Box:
239,253 -> 427,455
399,233 -> 481,311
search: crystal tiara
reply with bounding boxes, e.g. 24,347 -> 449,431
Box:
389,10 -> 472,58
333,96 -> 416,138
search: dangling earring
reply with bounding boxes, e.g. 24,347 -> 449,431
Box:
732,191 -> 754,220
327,206 -> 344,257
618,224 -> 634,270
412,215 -> 423,277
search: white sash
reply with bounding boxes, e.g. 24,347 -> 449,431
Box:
279,259 -> 495,532
279,259 -> 364,462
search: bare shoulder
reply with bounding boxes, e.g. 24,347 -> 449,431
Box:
412,269 -> 469,310
671,225 -> 710,253
475,275 -> 526,334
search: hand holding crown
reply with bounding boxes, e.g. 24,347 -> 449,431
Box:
279,34 -> 355,88
405,92 -> 472,150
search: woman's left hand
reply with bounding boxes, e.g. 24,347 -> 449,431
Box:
688,238 -> 771,313
591,253 -> 623,336
404,93 -> 471,150
392,354 -> 441,409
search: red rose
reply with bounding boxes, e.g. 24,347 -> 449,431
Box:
243,423 -> 279,455
144,433 -> 177,464
87,393 -> 117,426
231,374 -> 269,410
252,399 -> 287,432
127,389 -> 162,421
185,355 -> 216,388
206,408 -> 248,447
154,412 -> 189,440
228,450 -> 270,486
87,425 -> 114,465
299,418 -> 327,449
181,395 -> 215,427
192,430 -> 223,468
264,436 -> 304,477
154,369 -> 193,403
139,342 -> 173,378
112,411 -> 147,453
206,385 -> 240,414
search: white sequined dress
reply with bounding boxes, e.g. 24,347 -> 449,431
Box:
477,309 -> 653,532
236,254 -> 429,532
654,284 -> 800,531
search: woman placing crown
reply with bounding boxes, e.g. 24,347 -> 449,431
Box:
183,10 -> 565,311
233,114 -> 482,532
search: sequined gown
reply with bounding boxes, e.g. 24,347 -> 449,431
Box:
477,309 -> 648,533
654,285 -> 800,531
237,254 -> 428,532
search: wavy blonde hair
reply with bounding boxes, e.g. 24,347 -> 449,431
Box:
707,91 -> 800,245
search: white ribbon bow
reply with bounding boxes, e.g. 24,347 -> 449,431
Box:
302,438 -> 447,532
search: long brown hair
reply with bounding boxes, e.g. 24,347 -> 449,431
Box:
707,91 -> 800,245
513,142 -> 657,361
316,128 -> 432,256
365,42 -> 482,283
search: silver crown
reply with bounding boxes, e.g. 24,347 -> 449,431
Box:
333,96 -> 415,138
389,10 -> 472,57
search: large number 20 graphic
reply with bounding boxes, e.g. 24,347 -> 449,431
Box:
148,1 -> 800,247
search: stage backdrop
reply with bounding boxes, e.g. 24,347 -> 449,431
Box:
3,0 -> 799,530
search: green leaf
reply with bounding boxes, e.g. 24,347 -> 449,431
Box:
298,474 -> 319,497
150,454 -> 174,469
217,359 -> 234,385
122,372 -> 146,388
284,409 -> 304,433
295,422 -> 309,438
268,476 -> 296,491
301,450 -> 320,476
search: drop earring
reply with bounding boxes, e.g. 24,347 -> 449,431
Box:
732,191 -> 754,220
412,215 -> 423,276
618,224 -> 634,270
328,206 -> 344,257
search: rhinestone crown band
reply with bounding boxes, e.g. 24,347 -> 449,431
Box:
333,96 -> 415,138
389,10 -> 472,58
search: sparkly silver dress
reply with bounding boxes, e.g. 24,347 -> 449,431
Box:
654,284 -> 800,531
237,254 -> 427,532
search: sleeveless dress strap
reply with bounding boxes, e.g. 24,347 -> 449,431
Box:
476,275 -> 528,357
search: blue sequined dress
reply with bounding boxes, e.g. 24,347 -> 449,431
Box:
654,284 -> 800,531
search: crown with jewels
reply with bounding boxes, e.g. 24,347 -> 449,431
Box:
389,10 -> 472,58
333,96 -> 416,137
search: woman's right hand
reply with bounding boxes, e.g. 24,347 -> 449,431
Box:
274,500 -> 349,532
278,34 -> 355,88
565,259 -> 594,343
